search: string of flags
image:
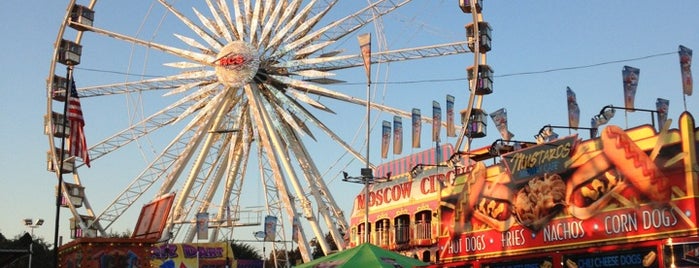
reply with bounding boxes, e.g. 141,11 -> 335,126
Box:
380,44 -> 692,158
380,94 -> 515,159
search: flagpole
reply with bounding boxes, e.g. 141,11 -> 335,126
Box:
53,66 -> 73,267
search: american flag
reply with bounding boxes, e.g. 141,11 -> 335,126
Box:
68,80 -> 90,167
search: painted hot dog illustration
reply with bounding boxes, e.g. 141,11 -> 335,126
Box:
601,125 -> 670,203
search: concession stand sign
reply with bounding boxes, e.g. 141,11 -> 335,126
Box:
501,135 -> 576,183
438,123 -> 699,261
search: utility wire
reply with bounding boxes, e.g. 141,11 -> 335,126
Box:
75,51 -> 677,85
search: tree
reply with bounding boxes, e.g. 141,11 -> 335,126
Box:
0,232 -> 55,267
311,232 -> 338,259
230,240 -> 262,260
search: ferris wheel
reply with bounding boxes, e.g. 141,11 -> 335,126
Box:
46,0 -> 471,263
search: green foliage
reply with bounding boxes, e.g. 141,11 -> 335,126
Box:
311,232 -> 338,259
0,232 -> 55,268
230,240 -> 262,260
106,228 -> 132,238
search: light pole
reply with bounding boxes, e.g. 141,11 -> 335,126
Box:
254,231 -> 266,268
24,218 -> 44,268
342,169 -> 391,244
591,104 -> 658,133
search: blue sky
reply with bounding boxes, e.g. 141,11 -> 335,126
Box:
1,0 -> 697,250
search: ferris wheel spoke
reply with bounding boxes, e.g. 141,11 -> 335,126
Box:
267,88 -> 371,167
181,133 -> 234,242
213,0 -> 239,40
266,89 -> 318,139
73,70 -> 215,98
163,79 -> 218,97
192,8 -> 225,43
322,0 -> 410,43
231,0 -> 247,41
247,82 -> 313,259
291,41 -> 471,72
95,93 -> 231,224
285,89 -> 334,114
211,133 -> 250,240
275,0 -> 406,59
272,54 -> 355,69
268,102 -> 311,139
242,1 -> 252,31
83,91 -> 217,167
170,91 -> 223,125
95,112 -> 214,230
211,110 -> 251,239
269,74 -> 407,117
293,40 -> 336,59
261,108 -> 320,261
278,123 -> 348,251
174,33 -> 215,55
203,0 -> 234,43
258,0 -> 274,24
157,0 -> 224,51
163,61 -> 208,69
257,0 -> 284,48
266,0 -> 317,53
290,68 -> 337,80
269,0 -> 302,43
248,0 -> 263,44
281,1 -> 338,53
169,91 -> 235,220
76,23 -> 215,66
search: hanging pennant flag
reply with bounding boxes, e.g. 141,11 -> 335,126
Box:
393,116 -> 403,155
622,66 -> 640,110
589,118 -> 598,138
679,45 -> 693,96
656,98 -> 670,130
226,205 -> 233,227
381,120 -> 391,159
264,215 -> 277,242
291,216 -> 301,243
432,101 -> 441,142
446,95 -> 456,137
68,80 -> 91,167
196,212 -> 209,240
357,33 -> 372,82
412,108 -> 421,148
489,108 -> 512,140
566,87 -> 580,129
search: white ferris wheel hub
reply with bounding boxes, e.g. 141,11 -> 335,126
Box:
214,41 -> 260,88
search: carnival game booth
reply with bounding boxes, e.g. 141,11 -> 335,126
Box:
349,112 -> 699,267
58,193 -> 177,267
